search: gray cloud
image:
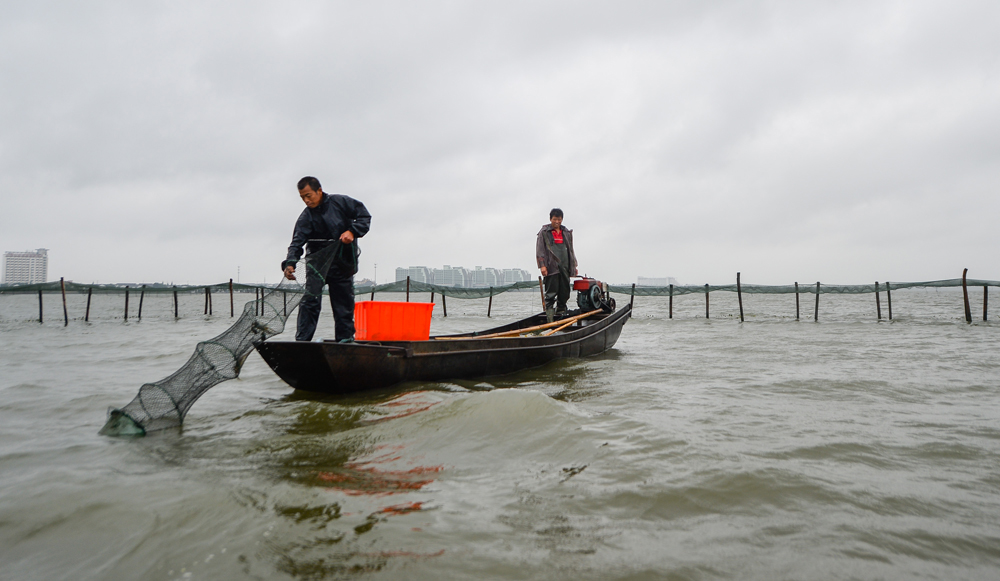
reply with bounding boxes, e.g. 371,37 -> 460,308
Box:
2,1 -> 998,285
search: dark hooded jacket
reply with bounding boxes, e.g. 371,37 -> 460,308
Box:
535,223 -> 577,276
283,193 -> 372,274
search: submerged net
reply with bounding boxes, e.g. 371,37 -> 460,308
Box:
608,278 -> 1000,297
99,245 -> 339,437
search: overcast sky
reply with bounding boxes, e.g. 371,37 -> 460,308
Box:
2,1 -> 998,286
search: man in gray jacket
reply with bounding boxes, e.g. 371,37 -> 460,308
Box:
536,208 -> 578,315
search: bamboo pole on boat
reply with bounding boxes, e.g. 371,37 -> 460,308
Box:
60,278 -> 68,326
437,309 -> 603,340
542,309 -> 601,336
961,270 -> 971,322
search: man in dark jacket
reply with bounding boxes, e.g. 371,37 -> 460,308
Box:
282,176 -> 372,342
536,208 -> 578,315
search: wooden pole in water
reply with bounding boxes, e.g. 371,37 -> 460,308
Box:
736,272 -> 744,322
874,281 -> 881,320
124,286 -> 130,320
962,268 -> 972,323
38,288 -> 43,323
203,287 -> 208,315
430,291 -> 435,305
138,284 -> 146,320
208,286 -> 213,315
705,284 -> 710,319
487,287 -> 493,317
538,276 -> 545,312
60,277 -> 68,326
173,287 -> 178,318
442,292 -> 447,317
630,283 -> 636,311
795,282 -> 800,320
406,276 -> 410,303
984,286 -> 989,322
886,282 -> 892,320
85,287 -> 92,322
814,282 -> 820,322
669,283 -> 673,319
229,279 -> 234,317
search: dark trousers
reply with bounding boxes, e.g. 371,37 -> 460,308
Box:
543,271 -> 571,312
296,265 -> 355,341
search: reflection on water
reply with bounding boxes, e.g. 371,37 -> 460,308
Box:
236,391 -> 448,578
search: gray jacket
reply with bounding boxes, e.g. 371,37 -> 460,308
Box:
535,224 -> 578,276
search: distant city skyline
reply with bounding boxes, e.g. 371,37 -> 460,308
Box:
396,265 -> 532,288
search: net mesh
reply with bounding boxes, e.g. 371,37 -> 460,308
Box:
4,277 -> 997,301
608,278 -> 1000,297
98,245 -> 338,437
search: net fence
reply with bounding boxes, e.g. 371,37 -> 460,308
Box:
609,278 -> 1000,297
5,277 -> 997,302
98,245 -> 338,437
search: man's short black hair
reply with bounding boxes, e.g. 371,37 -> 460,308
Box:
549,208 -> 563,218
298,176 -> 322,191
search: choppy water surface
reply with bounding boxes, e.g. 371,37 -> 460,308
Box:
1,288 -> 999,580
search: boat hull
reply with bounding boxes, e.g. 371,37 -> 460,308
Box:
256,305 -> 630,394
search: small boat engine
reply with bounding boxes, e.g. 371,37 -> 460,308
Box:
574,278 -> 616,313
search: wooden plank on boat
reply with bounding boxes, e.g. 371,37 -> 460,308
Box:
436,309 -> 603,340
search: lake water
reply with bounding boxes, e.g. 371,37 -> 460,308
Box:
1,287 -> 999,580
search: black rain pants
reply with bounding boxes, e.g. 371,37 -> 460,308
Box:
296,263 -> 355,342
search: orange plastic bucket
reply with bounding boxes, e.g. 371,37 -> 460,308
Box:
354,301 -> 434,341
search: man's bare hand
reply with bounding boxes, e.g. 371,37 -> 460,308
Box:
339,230 -> 355,244
283,266 -> 296,280
540,266 -> 548,277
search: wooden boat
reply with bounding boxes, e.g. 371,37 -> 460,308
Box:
255,304 -> 631,394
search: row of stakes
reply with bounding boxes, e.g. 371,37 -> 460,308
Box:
34,270 -> 990,326
39,279 -> 278,326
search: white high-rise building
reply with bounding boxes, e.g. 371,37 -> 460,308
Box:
2,249 -> 48,285
395,266 -> 432,283
432,265 -> 468,287
637,276 -> 678,287
467,266 -> 501,288
501,268 -> 532,284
